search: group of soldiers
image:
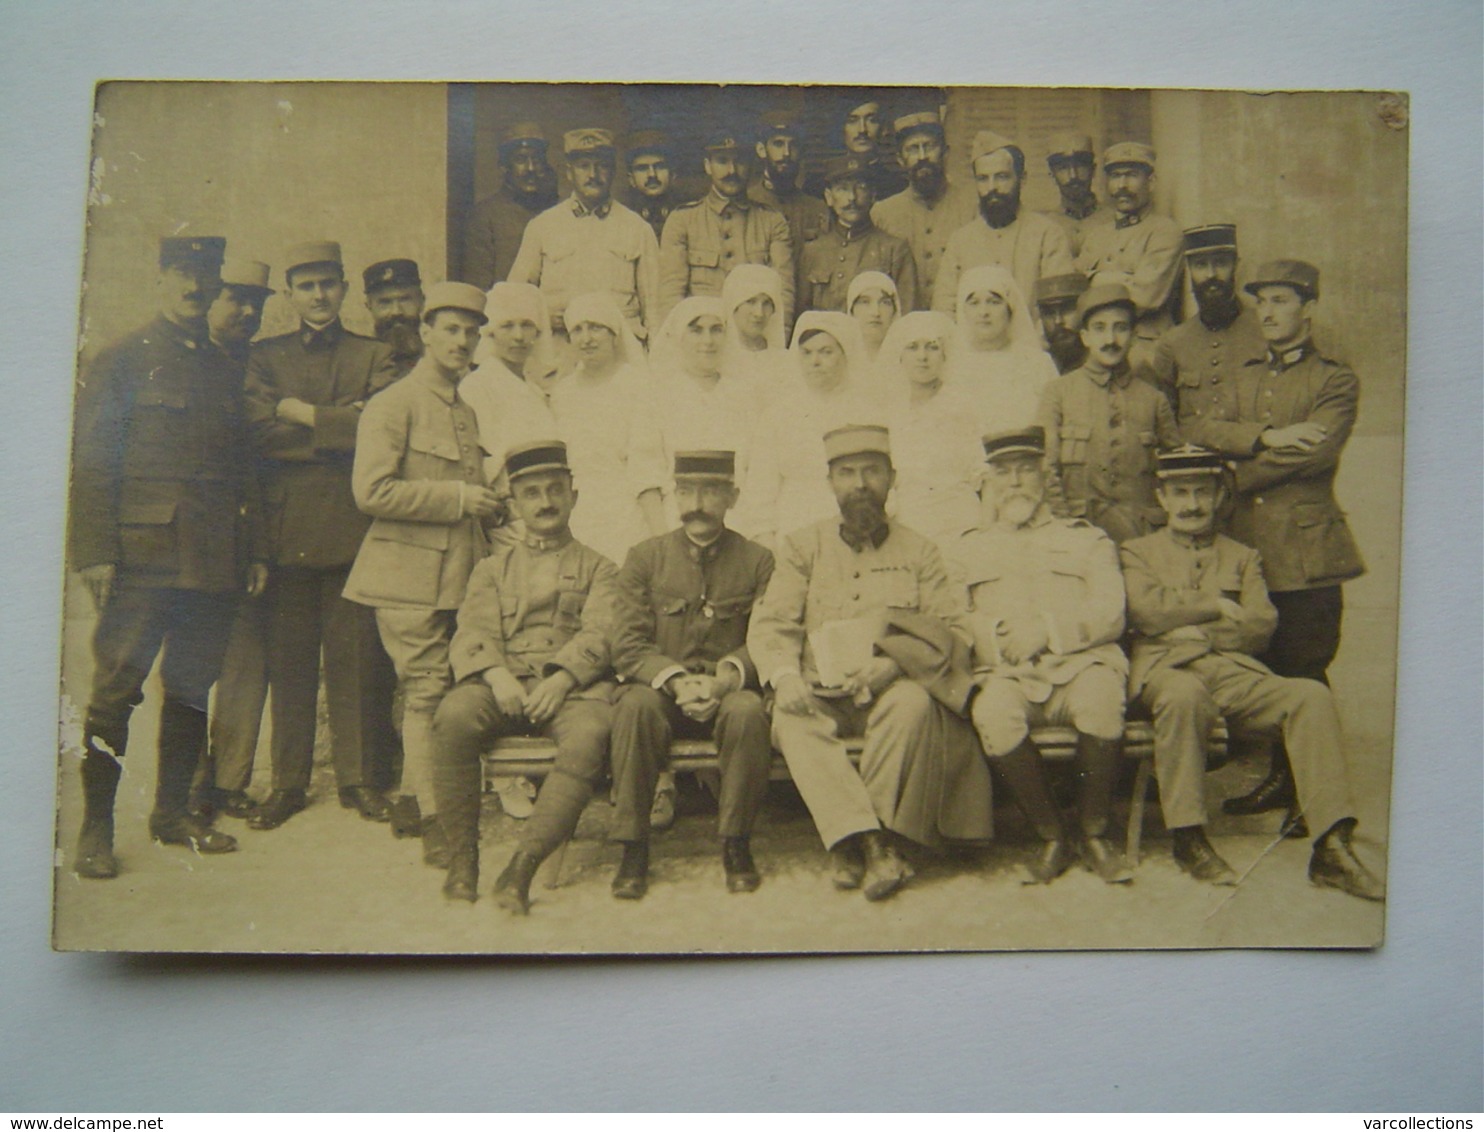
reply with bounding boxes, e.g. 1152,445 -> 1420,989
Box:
65,93 -> 1386,917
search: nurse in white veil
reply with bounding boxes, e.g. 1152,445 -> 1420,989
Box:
946,263 -> 1058,439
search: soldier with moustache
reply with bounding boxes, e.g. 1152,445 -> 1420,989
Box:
1040,133 -> 1104,258
748,109 -> 832,255
796,156 -> 917,316
622,130 -> 690,243
362,258 -> 425,378
464,122 -> 560,290
69,236 -> 268,877
836,93 -> 908,201
1033,272 -> 1090,375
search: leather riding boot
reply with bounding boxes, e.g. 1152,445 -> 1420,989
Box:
1074,732 -> 1123,839
75,745 -> 123,879
611,839 -> 650,901
154,699 -> 209,824
994,737 -> 1064,838
493,850 -> 543,914
722,835 -> 760,894
1223,748 -> 1297,816
439,792 -> 480,902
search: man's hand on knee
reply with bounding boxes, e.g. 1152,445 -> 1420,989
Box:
773,673 -> 821,717
484,667 -> 527,718
525,669 -> 577,726
843,657 -> 902,707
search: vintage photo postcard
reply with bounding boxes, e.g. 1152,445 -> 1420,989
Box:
53,81 -> 1405,954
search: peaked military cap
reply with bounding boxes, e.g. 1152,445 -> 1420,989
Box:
219,258 -> 272,296
982,426 -> 1046,461
563,128 -> 615,156
1183,223 -> 1238,255
362,258 -> 422,293
499,122 -> 548,158
1103,141 -> 1156,171
702,128 -> 745,154
624,129 -> 673,162
1034,272 -> 1090,306
1155,443 -> 1228,479
421,281 -> 488,324
159,236 -> 226,272
284,241 -> 343,276
1076,282 -> 1137,324
505,440 -> 570,480
756,109 -> 804,142
1046,132 -> 1095,161
821,155 -> 871,186
970,129 -> 1019,163
1244,259 -> 1320,301
674,450 -> 736,480
823,424 -> 891,463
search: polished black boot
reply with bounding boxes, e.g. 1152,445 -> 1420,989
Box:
75,745 -> 122,879
611,839 -> 650,901
439,795 -> 480,902
151,701 -> 237,854
1171,825 -> 1237,885
1076,734 -> 1132,884
1223,749 -> 1297,815
388,794 -> 422,839
722,835 -> 761,894
493,850 -> 542,914
861,829 -> 909,902
996,738 -> 1074,884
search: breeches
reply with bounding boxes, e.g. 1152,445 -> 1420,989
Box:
970,665 -> 1126,757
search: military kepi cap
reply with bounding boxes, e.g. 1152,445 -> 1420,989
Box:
159,236 -> 226,272
499,122 -> 548,157
625,129 -> 672,161
563,128 -> 615,156
284,241 -> 343,276
892,106 -> 944,140
1155,443 -> 1227,479
505,440 -> 570,481
1034,272 -> 1090,306
1244,259 -> 1320,301
1076,282 -> 1137,324
219,259 -> 273,296
674,450 -> 736,480
1183,224 -> 1238,255
1103,141 -> 1156,171
702,128 -> 744,154
363,259 -> 422,293
821,155 -> 871,186
422,281 -> 488,324
1046,132 -> 1095,160
756,109 -> 804,141
823,424 -> 891,463
982,426 -> 1046,462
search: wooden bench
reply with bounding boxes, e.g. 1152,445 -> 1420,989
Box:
483,721 -> 1229,869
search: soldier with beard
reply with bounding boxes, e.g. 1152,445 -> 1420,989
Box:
872,106 -> 979,313
659,129 -> 793,328
1033,272 -> 1090,374
362,259 -> 425,378
622,130 -> 689,243
933,131 -> 1073,317
464,122 -> 560,290
1147,224 -> 1267,420
748,110 -> 832,256
1041,133 -> 1103,258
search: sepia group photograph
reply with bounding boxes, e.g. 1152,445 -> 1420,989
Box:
53,79 -> 1407,956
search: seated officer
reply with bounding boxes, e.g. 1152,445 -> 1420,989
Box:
431,441 -> 619,912
747,425 -> 992,902
959,427 -> 1132,884
1038,282 -> 1181,544
609,451 -> 776,898
1121,445 -> 1383,900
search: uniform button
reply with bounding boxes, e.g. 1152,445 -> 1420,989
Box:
456,420 -> 466,429
853,571 -> 860,578
1255,496 -> 1264,506
924,250 -> 934,259
852,594 -> 860,602
1210,358 -> 1219,366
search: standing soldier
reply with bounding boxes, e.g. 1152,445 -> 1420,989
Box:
1038,283 -> 1181,544
1040,133 -> 1103,258
1074,142 -> 1184,375
1032,272 -> 1090,375
191,259 -> 276,821
872,105 -> 979,313
362,258 -> 425,379
622,129 -> 689,243
658,129 -> 794,329
69,236 -> 267,876
243,241 -> 400,830
836,92 -> 908,201
344,282 -> 502,857
463,122 -> 560,291
796,156 -> 917,317
608,451 -> 776,899
1186,261 -> 1366,827
748,109 -> 832,255
1147,224 -> 1267,421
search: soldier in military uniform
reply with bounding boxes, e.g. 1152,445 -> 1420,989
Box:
658,130 -> 794,329
343,282 -> 500,860
871,106 -> 979,313
747,109 -> 831,255
622,129 -> 689,243
431,441 -> 620,913
836,93 -> 908,201
1038,283 -> 1181,544
191,259 -> 276,821
68,236 -> 267,877
509,128 -> 660,343
1033,271 -> 1090,375
1181,261 -> 1367,826
747,426 -> 993,902
1041,133 -> 1103,258
958,426 -> 1132,884
796,156 -> 917,317
463,122 -> 560,290
1073,142 -> 1184,376
608,451 -> 776,899
1147,224 -> 1267,424
362,258 -> 425,378
243,241 -> 401,830
1122,445 -> 1383,900
933,131 -> 1074,316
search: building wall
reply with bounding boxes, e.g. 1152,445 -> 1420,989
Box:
80,81 -> 448,360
